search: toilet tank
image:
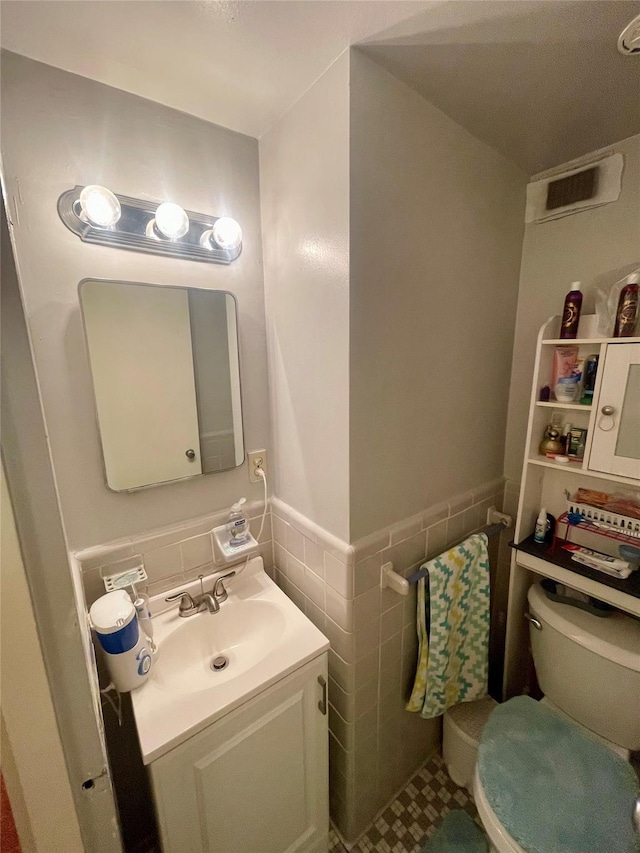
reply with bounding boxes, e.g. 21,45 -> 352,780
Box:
527,583 -> 640,750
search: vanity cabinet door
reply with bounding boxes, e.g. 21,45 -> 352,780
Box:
589,343 -> 640,479
149,654 -> 329,853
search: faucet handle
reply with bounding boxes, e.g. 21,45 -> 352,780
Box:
165,591 -> 196,613
213,571 -> 236,602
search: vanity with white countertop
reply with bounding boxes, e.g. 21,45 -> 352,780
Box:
131,556 -> 329,853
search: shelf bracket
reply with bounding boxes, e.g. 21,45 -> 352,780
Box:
380,562 -> 409,596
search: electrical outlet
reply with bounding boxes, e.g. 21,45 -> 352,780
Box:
248,449 -> 268,484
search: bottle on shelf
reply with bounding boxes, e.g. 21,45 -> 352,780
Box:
534,507 -> 556,545
613,274 -> 639,337
227,497 -> 250,546
534,508 -> 548,544
559,282 -> 583,339
539,424 -> 563,457
555,377 -> 579,402
580,354 -> 599,405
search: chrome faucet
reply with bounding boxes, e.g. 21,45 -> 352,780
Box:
164,589 -> 218,616
165,571 -> 236,618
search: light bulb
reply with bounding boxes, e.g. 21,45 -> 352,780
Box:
212,217 -> 242,251
151,202 -> 189,239
79,185 -> 121,228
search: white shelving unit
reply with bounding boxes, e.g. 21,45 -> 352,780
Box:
535,401 -> 591,411
503,316 -> 640,699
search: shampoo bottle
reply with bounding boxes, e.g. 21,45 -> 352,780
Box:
559,282 -> 582,339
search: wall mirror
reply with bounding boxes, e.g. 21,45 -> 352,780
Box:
79,279 -> 244,491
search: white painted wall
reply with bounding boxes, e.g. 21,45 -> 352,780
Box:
1,51 -> 270,549
503,134 -> 640,483
0,467 -> 84,853
2,206 -> 121,850
260,52 -> 350,542
349,51 -> 527,540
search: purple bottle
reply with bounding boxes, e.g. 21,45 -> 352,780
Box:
559,282 -> 582,339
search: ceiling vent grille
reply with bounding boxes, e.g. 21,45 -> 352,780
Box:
546,167 -> 598,210
525,153 -> 623,224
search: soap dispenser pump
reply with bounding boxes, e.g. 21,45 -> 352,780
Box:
227,497 -> 250,546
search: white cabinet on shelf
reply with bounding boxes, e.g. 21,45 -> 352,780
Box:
149,654 -> 329,853
503,316 -> 640,699
588,342 -> 640,479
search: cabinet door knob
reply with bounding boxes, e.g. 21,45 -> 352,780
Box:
185,449 -> 196,459
598,405 -> 616,432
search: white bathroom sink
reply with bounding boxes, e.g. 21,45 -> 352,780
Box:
131,557 -> 328,764
152,599 -> 287,694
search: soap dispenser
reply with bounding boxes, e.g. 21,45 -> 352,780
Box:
227,498 -> 250,546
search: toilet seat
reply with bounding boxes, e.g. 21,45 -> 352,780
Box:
475,696 -> 639,853
472,768 -> 523,853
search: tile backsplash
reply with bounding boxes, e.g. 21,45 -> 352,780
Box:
75,502 -> 273,608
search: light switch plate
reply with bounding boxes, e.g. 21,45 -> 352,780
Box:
248,449 -> 268,483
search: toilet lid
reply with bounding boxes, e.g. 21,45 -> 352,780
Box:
477,697 -> 639,853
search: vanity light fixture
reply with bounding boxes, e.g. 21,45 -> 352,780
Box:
78,185 -> 121,228
146,202 -> 190,240
200,217 -> 242,252
58,185 -> 242,265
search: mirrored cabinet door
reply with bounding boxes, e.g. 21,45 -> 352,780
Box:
80,280 -> 244,491
589,342 -> 640,480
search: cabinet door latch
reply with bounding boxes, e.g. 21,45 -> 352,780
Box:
317,675 -> 327,715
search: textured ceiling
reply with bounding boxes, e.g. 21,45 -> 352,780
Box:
1,0 -> 639,172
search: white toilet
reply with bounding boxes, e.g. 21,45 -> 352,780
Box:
473,582 -> 640,853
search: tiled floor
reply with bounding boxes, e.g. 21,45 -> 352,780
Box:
329,753 -> 482,853
141,752 -> 479,853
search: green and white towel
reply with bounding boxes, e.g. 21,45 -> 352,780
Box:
407,533 -> 490,719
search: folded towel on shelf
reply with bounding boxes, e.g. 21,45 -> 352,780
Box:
406,533 -> 490,719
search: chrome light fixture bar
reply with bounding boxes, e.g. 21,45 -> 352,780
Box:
58,186 -> 242,265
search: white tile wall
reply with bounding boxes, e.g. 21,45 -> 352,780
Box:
76,500 -> 273,608
271,477 -> 506,842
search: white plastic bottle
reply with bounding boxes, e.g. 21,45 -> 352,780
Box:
534,508 -> 548,544
228,497 -> 250,546
133,592 -> 156,652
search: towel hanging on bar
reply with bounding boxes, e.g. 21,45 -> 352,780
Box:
406,532 -> 490,719
407,521 -> 505,586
